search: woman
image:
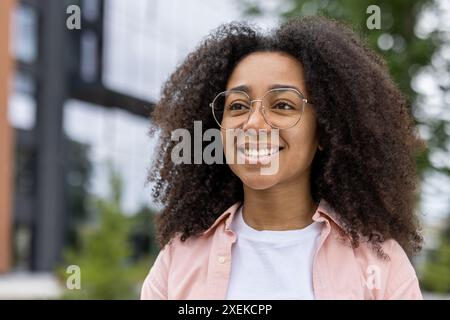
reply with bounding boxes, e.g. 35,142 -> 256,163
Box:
141,16 -> 425,299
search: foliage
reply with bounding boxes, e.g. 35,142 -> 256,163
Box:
57,167 -> 157,299
421,220 -> 450,293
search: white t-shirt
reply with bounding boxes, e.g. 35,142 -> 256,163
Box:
226,205 -> 322,300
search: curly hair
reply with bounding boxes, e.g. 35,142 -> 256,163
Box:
148,16 -> 425,258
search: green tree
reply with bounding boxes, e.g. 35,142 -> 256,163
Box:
129,205 -> 159,260
64,138 -> 92,251
421,220 -> 450,293
58,167 -> 153,299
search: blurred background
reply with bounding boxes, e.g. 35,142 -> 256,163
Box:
0,0 -> 449,299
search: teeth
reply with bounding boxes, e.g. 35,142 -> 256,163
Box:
242,148 -> 280,158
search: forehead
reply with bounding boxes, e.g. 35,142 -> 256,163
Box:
226,51 -> 306,93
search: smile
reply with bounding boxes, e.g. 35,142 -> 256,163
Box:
236,144 -> 285,164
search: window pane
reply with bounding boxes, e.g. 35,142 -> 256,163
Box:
11,4 -> 38,63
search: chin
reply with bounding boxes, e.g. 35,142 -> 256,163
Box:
237,170 -> 281,190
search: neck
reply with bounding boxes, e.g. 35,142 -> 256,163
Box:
242,174 -> 318,231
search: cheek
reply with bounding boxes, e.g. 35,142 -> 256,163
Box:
283,120 -> 318,165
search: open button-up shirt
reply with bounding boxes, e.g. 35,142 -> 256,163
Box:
141,199 -> 422,299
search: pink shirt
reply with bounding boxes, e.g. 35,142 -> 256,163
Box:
140,199 -> 423,299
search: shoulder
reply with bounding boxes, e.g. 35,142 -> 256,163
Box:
143,203 -> 236,287
352,238 -> 422,299
147,232 -> 214,272
353,238 -> 414,276
140,232 -> 215,300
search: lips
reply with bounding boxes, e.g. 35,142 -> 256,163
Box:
236,143 -> 285,164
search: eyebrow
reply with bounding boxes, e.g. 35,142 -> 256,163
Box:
228,84 -> 303,93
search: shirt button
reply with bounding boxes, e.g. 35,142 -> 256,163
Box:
218,256 -> 226,264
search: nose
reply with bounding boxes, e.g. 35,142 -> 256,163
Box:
242,100 -> 272,132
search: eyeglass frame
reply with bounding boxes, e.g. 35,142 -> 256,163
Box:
209,87 -> 313,130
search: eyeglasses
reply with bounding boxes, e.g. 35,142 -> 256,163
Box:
209,87 -> 312,130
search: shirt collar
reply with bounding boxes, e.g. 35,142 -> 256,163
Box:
202,202 -> 241,236
202,198 -> 346,236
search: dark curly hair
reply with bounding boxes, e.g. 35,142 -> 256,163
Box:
148,16 -> 425,258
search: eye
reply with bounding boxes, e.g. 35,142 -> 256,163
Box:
272,102 -> 294,110
228,102 -> 249,111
